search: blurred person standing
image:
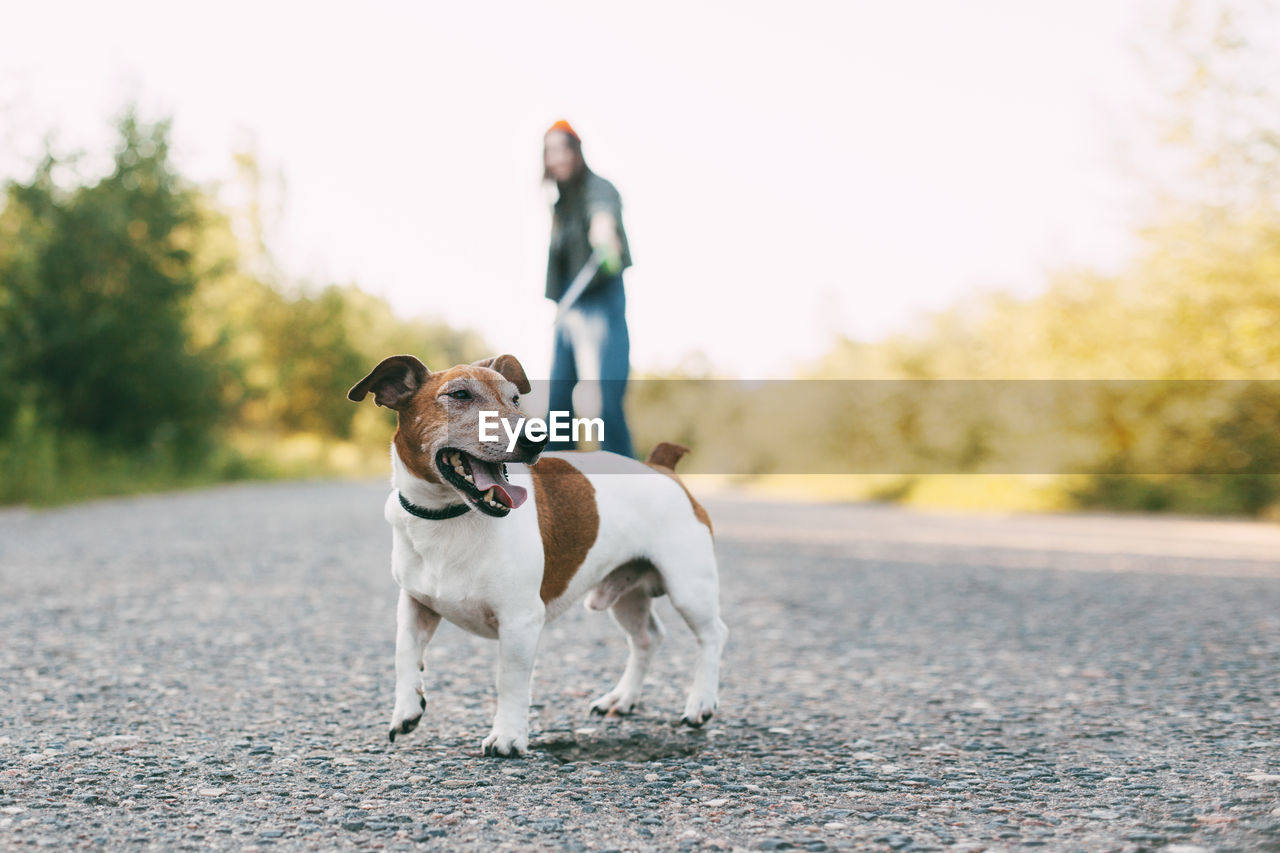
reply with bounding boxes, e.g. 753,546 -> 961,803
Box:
542,119 -> 634,456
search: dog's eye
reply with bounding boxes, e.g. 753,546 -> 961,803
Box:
512,394 -> 520,407
448,389 -> 471,400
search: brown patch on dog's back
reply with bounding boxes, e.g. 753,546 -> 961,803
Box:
529,457 -> 599,603
645,443 -> 712,535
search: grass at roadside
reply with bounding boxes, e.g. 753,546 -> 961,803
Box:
7,430 -> 1277,523
0,427 -> 392,508
717,474 -> 1072,513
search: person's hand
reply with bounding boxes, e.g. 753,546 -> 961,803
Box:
589,212 -> 622,274
594,243 -> 622,275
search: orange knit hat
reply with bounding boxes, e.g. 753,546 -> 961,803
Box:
546,119 -> 579,141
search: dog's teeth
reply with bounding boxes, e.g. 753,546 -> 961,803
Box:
454,465 -> 465,475
483,487 -> 494,501
465,474 -> 474,483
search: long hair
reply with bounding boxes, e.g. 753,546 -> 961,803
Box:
542,131 -> 588,185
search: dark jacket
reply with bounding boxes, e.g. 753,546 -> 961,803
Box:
545,169 -> 632,301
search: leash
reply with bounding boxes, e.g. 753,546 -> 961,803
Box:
553,250 -> 605,326
398,491 -> 470,520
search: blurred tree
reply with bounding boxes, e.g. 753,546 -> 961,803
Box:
0,110 -> 220,457
185,149 -> 490,443
0,156 -> 54,438
1145,0 -> 1280,214
257,285 -> 366,438
790,0 -> 1280,514
0,106 -> 494,503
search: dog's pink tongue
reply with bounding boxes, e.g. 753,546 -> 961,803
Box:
472,461 -> 528,509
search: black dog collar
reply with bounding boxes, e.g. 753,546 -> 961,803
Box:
398,491 -> 471,520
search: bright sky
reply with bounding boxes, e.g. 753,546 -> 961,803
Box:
3,0 -> 1158,378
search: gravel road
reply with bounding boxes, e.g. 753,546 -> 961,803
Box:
2,481 -> 1279,851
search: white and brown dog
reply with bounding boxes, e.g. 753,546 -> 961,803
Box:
348,353 -> 727,757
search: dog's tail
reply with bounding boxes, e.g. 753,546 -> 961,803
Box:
646,442 -> 690,470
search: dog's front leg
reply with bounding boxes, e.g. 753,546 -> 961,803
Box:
389,590 -> 441,742
481,611 -> 543,758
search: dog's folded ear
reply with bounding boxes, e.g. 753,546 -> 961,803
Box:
472,354 -> 532,395
348,355 -> 430,409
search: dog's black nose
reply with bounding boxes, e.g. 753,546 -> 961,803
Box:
516,430 -> 549,458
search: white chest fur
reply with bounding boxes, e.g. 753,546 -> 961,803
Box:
384,488 -> 544,639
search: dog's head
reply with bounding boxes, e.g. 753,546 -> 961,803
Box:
348,354 -> 545,517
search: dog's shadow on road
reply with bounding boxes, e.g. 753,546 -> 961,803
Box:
532,721 -> 709,764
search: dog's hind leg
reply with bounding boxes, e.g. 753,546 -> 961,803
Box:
590,586 -> 665,716
657,541 -> 728,727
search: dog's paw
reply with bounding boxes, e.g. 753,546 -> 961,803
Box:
480,727 -> 528,758
679,695 -> 717,728
388,696 -> 427,743
589,689 -> 639,717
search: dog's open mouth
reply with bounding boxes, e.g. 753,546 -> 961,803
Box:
436,448 -> 528,516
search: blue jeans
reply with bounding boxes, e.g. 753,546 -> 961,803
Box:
547,274 -> 634,457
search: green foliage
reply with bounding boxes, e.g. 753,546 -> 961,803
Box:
764,0 -> 1280,517
792,213 -> 1280,515
0,401 -> 268,505
0,108 -> 489,505
257,285 -> 367,438
0,112 -> 220,465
